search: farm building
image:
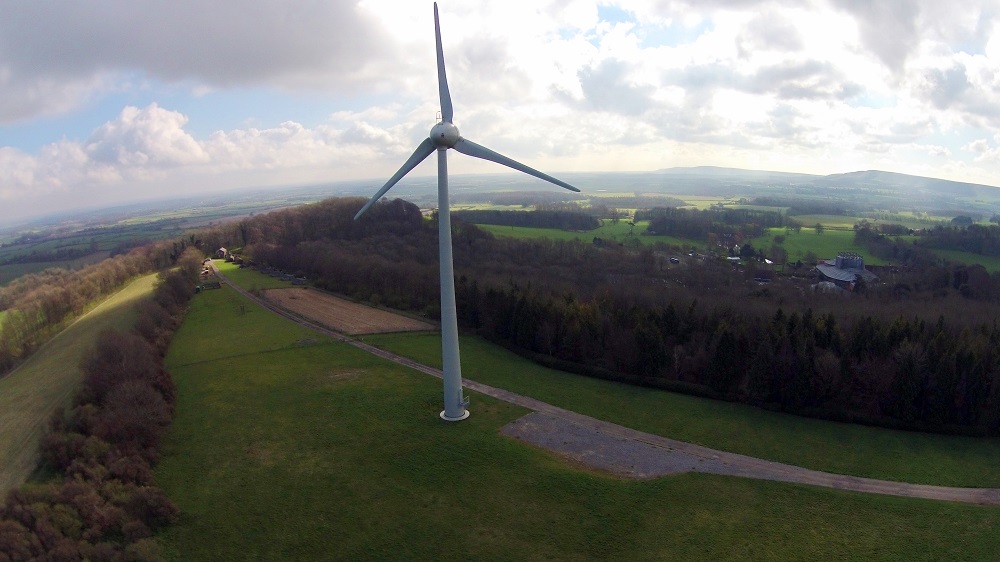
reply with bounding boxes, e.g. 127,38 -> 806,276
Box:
216,247 -> 229,259
815,252 -> 878,290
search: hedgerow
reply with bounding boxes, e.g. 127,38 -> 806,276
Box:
0,248 -> 201,562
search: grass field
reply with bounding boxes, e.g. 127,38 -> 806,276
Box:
933,248 -> 1000,272
791,215 -> 863,229
749,227 -> 891,264
213,260 -> 296,290
477,221 -> 702,249
157,286 -> 1000,560
0,273 -> 158,494
365,333 -> 1000,488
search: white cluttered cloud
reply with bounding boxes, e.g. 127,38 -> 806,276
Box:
0,0 -> 998,222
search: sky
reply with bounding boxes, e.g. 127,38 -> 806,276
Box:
1,0 -> 999,224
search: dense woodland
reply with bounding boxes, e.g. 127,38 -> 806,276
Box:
919,223 -> 1000,257
640,207 -> 793,241
0,248 -> 199,560
194,197 -> 1000,436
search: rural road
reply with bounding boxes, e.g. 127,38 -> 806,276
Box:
211,264 -> 1000,506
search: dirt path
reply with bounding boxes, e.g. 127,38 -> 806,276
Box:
211,263 -> 1000,506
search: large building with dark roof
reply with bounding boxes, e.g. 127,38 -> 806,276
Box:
815,252 -> 878,290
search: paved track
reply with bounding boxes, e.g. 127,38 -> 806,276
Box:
212,264 -> 1000,506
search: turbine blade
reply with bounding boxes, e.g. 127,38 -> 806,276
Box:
354,138 -> 436,220
453,138 -> 580,192
434,3 -> 454,123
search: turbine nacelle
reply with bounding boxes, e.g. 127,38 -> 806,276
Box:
430,121 -> 461,148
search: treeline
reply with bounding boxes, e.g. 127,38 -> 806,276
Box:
455,283 -> 999,434
855,223 -> 1000,299
638,207 -> 789,240
0,247 -> 97,266
452,210 -> 599,231
853,223 -> 938,269
203,197 -> 1000,435
0,240 -> 189,375
0,248 -> 200,561
752,197 -> 860,216
918,224 -> 1000,257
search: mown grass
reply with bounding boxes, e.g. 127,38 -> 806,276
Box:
933,248 -> 1000,273
213,259 -> 295,290
753,226 -> 1000,272
364,332 -> 1000,488
157,287 -> 1000,560
749,227 -> 890,264
0,273 -> 159,493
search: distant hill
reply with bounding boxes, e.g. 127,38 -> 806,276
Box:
655,166 -> 820,182
815,169 -> 994,198
645,166 -> 1000,215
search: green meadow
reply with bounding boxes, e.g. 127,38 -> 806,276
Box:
477,220 -> 700,249
0,274 -> 158,493
156,286 -> 1000,560
749,227 -> 890,264
933,248 -> 1000,273
366,332 -> 1000,488
213,260 -> 295,290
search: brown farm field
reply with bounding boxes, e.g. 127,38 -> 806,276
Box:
262,288 -> 435,335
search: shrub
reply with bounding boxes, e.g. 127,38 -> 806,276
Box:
92,381 -> 172,461
79,331 -> 175,409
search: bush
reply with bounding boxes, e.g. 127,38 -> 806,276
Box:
93,381 -> 172,461
79,331 -> 175,409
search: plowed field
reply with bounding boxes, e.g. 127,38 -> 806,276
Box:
262,288 -> 435,335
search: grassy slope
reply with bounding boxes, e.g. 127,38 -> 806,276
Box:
0,273 -> 158,493
158,286 -> 999,561
366,333 -> 1000,488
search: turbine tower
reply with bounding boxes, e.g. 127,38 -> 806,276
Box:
354,2 -> 580,421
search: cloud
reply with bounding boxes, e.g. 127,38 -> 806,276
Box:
0,103 -> 433,216
663,60 -> 860,101
832,0 -> 921,71
965,136 -> 1000,162
923,64 -> 971,109
576,58 -> 655,115
0,1 -> 394,123
736,11 -> 804,55
86,104 -> 208,168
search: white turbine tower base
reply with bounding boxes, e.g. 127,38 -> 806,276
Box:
354,2 -> 580,421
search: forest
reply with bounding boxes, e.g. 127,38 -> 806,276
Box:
639,207 -> 793,241
195,197 -> 1000,436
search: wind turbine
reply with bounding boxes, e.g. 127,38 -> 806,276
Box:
354,2 -> 580,421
